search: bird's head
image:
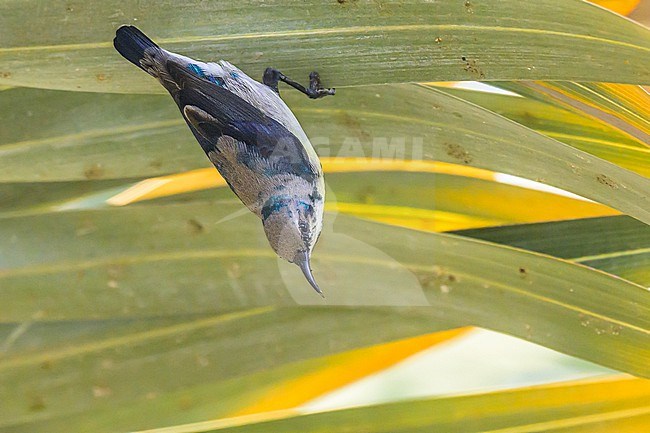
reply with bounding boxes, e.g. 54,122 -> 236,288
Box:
261,193 -> 324,296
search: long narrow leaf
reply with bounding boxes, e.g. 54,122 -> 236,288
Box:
434,85 -> 650,177
0,309 -> 459,432
133,377 -> 650,433
2,85 -> 650,225
453,215 -> 650,286
1,1 -> 649,93
0,204 -> 648,377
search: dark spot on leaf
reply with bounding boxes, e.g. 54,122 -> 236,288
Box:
445,142 -> 473,164
339,112 -> 371,141
187,218 -> 204,234
149,159 -> 163,169
96,73 -> 109,81
519,267 -> 527,278
356,185 -> 377,204
84,163 -> 104,179
417,273 -> 436,289
28,395 -> 46,412
417,266 -> 457,289
0,71 -> 11,78
178,395 -> 194,410
596,174 -> 618,189
462,57 -> 485,79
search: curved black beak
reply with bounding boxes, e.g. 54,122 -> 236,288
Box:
295,251 -> 324,297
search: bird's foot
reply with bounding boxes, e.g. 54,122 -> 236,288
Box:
307,71 -> 336,99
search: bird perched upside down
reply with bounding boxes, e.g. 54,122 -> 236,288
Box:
113,26 -> 334,296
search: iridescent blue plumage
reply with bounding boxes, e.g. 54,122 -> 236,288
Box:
261,195 -> 292,221
187,63 -> 225,86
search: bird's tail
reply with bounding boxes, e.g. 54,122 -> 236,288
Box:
113,26 -> 160,70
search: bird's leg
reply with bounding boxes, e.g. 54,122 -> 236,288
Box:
263,68 -> 335,99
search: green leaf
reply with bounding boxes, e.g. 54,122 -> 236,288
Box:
3,1 -> 650,431
0,179 -> 134,217
453,215 -> 650,287
167,377 -> 650,433
1,204 -> 648,377
0,309 -> 457,432
1,0 -> 649,93
494,82 -> 650,146
434,85 -> 650,177
133,170 -> 613,227
0,88 -> 194,182
4,84 -> 650,226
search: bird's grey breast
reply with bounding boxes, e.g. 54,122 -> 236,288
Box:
206,136 -> 318,216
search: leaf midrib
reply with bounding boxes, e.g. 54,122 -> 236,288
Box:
0,307 -> 273,371
2,24 -> 648,54
1,246 -> 647,335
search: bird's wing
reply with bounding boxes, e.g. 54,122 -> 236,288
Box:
165,61 -> 317,182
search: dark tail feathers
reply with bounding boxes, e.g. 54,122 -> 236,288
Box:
113,26 -> 159,70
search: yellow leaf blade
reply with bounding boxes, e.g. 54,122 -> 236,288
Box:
232,328 -> 470,416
